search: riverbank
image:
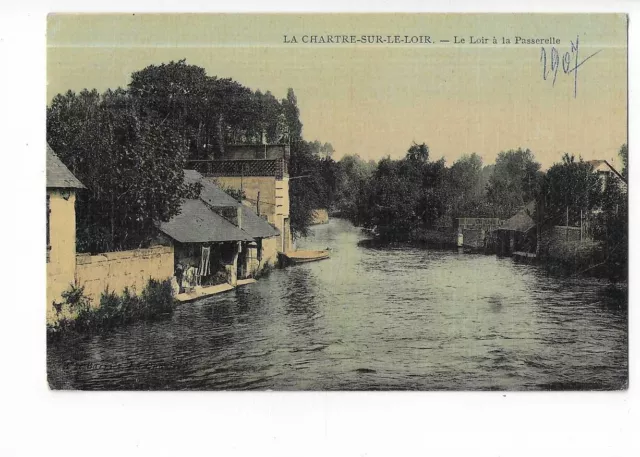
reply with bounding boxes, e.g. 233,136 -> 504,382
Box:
47,218 -> 628,390
361,224 -> 625,304
46,278 -> 176,341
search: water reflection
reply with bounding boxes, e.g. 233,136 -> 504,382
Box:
48,218 -> 627,390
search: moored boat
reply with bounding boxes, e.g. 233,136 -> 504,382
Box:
280,250 -> 330,265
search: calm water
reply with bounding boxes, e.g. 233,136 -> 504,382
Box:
47,219 -> 627,390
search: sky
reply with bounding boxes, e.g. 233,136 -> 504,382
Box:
47,13 -> 627,169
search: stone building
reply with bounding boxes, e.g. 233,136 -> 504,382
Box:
187,144 -> 293,253
157,170 -> 280,292
46,144 -> 85,321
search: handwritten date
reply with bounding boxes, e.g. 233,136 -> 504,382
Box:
540,35 -> 601,98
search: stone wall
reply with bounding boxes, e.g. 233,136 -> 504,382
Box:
545,226 -> 583,249
75,246 -> 174,306
455,217 -> 502,232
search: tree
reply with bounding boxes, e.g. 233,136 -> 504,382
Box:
540,154 -> 603,227
445,153 -> 489,217
288,140 -> 337,238
47,89 -> 192,252
334,154 -> 376,222
486,148 -> 542,218
51,63 -> 339,243
406,142 -> 430,163
359,143 -> 447,240
619,143 -> 628,180
282,88 -> 303,142
593,176 -> 627,282
128,60 -> 260,159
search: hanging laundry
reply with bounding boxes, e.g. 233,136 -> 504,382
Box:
200,246 -> 211,277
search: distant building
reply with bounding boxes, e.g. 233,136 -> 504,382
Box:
586,159 -> 627,192
187,144 -> 293,253
493,201 -> 537,256
46,144 -> 85,319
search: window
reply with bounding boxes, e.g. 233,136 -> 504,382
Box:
46,195 -> 51,263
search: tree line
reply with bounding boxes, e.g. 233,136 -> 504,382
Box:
328,143 -> 627,280
46,57 -> 627,281
47,60 -> 335,251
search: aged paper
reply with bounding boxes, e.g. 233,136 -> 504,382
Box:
46,13 -> 627,391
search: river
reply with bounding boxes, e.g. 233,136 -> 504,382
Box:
47,218 -> 627,390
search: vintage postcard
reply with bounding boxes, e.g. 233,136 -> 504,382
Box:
46,13 -> 628,390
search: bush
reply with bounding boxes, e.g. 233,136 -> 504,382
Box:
47,279 -> 176,339
140,279 -> 175,319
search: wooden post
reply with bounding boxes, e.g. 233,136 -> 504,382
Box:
257,191 -> 261,216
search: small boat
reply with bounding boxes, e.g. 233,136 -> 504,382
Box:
280,250 -> 330,265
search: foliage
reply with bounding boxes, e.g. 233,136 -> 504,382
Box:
592,176 -> 627,282
354,144 -> 448,241
127,60 -> 284,158
47,89 -> 192,253
332,154 -> 376,223
289,139 -> 328,237
619,143 -> 628,180
47,279 -> 176,339
49,60 -> 337,241
486,148 -> 542,219
445,153 -> 493,218
539,154 -> 603,227
406,142 -> 430,163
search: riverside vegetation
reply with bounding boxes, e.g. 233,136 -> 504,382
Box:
47,278 -> 175,340
47,58 -> 627,316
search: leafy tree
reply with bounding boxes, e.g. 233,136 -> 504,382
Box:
47,89 -> 192,252
128,60 -> 260,159
593,176 -> 627,282
539,153 -> 603,227
282,88 -> 302,142
445,153 -> 491,217
619,143 -> 628,180
334,154 -> 376,223
486,148 -> 542,218
289,140 -> 336,238
51,63 -> 339,243
406,142 -> 430,163
359,143 -> 447,240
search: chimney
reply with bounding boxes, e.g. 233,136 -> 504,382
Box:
237,205 -> 243,230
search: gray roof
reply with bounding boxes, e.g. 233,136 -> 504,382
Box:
497,201 -> 536,233
183,169 -> 278,239
184,169 -> 240,207
158,199 -> 253,243
240,206 -> 280,239
46,144 -> 85,189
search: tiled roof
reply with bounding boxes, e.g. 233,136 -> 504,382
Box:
158,199 -> 253,243
46,144 -> 85,189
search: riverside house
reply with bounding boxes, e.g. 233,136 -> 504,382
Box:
586,159 -> 627,193
157,170 -> 279,301
187,143 -> 293,253
46,144 -> 85,321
